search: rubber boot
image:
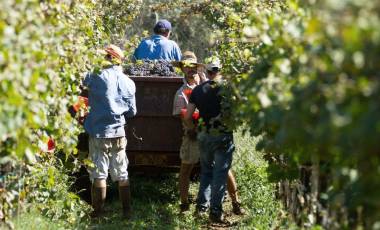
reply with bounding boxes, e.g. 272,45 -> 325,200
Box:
91,185 -> 106,218
119,185 -> 132,218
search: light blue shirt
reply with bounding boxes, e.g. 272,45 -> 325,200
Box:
134,35 -> 182,61
83,65 -> 137,138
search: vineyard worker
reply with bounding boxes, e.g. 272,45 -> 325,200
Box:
172,51 -> 204,213
184,58 -> 235,223
173,53 -> 244,215
133,19 -> 182,61
83,44 -> 137,218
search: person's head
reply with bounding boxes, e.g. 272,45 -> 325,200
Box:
179,51 -> 203,85
104,44 -> 124,65
205,57 -> 222,80
182,64 -> 200,85
153,19 -> 172,38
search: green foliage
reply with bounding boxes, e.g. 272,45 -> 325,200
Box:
1,157 -> 91,229
13,208 -> 69,230
0,0 -> 141,161
193,0 -> 380,227
97,0 -> 143,43
2,0 -> 379,228
1,0 -> 96,162
0,0 -> 140,225
233,130 -> 291,228
24,159 -> 91,227
124,0 -> 216,61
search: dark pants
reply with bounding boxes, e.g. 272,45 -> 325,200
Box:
196,132 -> 234,217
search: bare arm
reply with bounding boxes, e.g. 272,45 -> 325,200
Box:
184,103 -> 196,130
172,91 -> 186,117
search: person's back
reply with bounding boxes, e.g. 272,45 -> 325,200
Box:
134,19 -> 181,61
190,79 -> 231,134
84,65 -> 136,138
185,59 -> 235,224
83,44 -> 137,218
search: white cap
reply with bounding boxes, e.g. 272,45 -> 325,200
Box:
206,57 -> 222,71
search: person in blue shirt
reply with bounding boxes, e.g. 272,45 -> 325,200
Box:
134,19 -> 182,61
83,44 -> 137,218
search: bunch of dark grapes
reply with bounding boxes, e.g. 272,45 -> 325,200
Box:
124,62 -> 151,76
124,60 -> 177,77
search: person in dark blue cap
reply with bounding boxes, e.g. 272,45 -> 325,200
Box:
134,19 -> 182,61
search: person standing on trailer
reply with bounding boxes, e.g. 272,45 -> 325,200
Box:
83,44 -> 137,218
134,19 -> 182,61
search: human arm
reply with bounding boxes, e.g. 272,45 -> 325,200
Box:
184,103 -> 196,130
184,103 -> 198,140
133,47 -> 140,61
123,93 -> 137,118
68,73 -> 91,119
133,41 -> 144,61
120,77 -> 137,118
172,88 -> 186,117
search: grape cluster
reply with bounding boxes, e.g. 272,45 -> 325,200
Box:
124,59 -> 177,77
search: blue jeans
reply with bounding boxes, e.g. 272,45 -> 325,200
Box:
196,132 -> 234,216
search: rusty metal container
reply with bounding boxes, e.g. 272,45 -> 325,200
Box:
125,76 -> 184,169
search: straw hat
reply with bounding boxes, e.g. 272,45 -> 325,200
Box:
173,51 -> 204,68
104,44 -> 124,60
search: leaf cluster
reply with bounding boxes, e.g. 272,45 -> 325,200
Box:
196,0 -> 380,227
0,0 -> 140,225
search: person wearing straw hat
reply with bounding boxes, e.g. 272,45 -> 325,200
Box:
83,44 -> 137,218
172,51 -> 205,213
134,19 -> 182,61
173,54 -> 244,216
184,57 -> 238,223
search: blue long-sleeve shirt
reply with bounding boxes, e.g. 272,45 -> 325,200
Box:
134,35 -> 182,61
83,65 -> 137,138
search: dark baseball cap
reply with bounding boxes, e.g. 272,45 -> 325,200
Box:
154,19 -> 172,31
